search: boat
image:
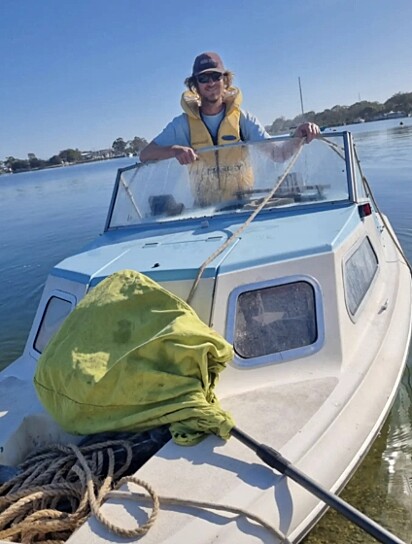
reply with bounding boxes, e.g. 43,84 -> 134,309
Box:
1,132 -> 411,543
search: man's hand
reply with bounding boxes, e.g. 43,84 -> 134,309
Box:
294,122 -> 320,143
172,145 -> 198,165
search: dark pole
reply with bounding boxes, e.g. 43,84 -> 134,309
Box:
298,76 -> 304,117
231,427 -> 405,544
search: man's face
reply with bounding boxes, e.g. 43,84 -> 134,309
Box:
196,72 -> 225,104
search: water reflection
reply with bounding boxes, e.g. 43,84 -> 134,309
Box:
383,362 -> 412,529
355,121 -> 412,168
304,353 -> 412,543
0,157 -> 132,370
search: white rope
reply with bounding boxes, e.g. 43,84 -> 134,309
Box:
108,489 -> 290,542
186,139 -> 305,304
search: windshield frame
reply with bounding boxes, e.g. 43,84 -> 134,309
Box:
104,131 -> 357,233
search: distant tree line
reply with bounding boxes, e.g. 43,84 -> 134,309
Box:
266,92 -> 412,134
1,136 -> 148,174
3,149 -> 83,174
1,92 -> 411,175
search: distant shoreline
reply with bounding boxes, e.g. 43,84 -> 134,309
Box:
0,154 -> 134,177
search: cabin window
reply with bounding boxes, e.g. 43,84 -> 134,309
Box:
34,296 -> 72,353
344,237 -> 378,316
233,281 -> 317,359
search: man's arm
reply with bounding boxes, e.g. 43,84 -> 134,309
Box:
240,113 -> 320,162
140,141 -> 198,164
140,114 -> 198,164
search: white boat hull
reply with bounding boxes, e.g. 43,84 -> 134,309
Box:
1,134 -> 411,543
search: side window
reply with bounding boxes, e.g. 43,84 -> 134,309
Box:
233,281 -> 318,360
344,237 -> 378,316
34,296 -> 73,354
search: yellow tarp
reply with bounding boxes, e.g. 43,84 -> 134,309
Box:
34,270 -> 235,445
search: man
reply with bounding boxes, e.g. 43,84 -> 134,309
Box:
140,52 -> 319,205
140,51 -> 319,163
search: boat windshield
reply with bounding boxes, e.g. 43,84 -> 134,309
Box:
106,133 -> 353,231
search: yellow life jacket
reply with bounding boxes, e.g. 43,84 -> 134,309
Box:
181,87 -> 254,206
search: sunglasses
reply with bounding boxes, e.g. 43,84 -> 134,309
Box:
196,72 -> 223,84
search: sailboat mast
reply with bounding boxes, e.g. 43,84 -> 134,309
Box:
298,76 -> 304,117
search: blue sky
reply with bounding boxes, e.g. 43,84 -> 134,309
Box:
1,0 -> 411,160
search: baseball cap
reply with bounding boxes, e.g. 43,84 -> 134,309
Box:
192,52 -> 225,76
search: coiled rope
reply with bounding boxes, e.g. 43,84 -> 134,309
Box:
0,440 -> 159,543
0,438 -> 287,543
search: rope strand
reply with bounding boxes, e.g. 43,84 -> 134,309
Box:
186,139 -> 305,304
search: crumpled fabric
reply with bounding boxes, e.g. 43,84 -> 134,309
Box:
34,270 -> 235,445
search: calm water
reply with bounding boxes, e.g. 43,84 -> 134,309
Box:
0,156 -> 132,366
1,119 -> 412,542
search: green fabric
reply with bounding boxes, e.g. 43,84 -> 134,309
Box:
34,270 -> 235,445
